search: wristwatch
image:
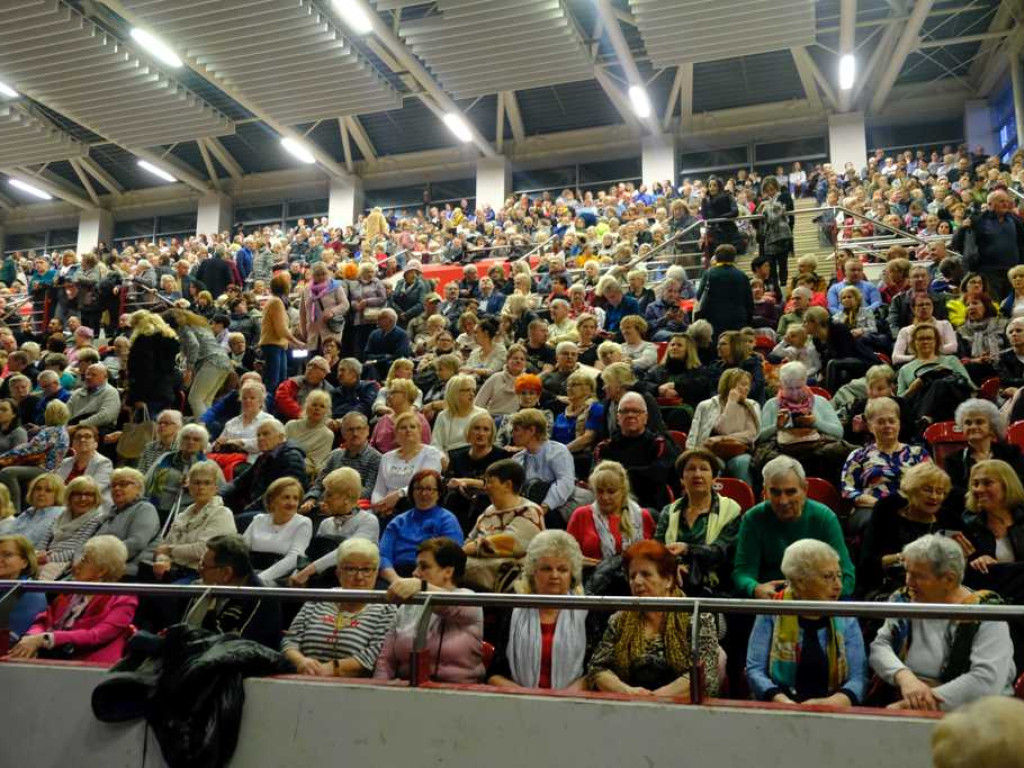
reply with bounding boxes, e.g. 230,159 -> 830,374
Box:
42,632 -> 55,649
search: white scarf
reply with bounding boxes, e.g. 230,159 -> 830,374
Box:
593,499 -> 644,560
507,605 -> 588,689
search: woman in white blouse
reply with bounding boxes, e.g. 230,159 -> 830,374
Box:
212,381 -> 275,457
372,411 -> 446,520
241,476 -> 312,585
432,374 -> 488,454
619,315 -> 659,372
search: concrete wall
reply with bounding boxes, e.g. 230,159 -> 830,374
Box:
0,663 -> 938,768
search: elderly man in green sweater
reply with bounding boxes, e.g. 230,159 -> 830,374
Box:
733,455 -> 855,598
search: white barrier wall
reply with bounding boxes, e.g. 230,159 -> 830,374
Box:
0,663 -> 938,768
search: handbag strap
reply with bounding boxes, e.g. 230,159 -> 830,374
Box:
131,404 -> 151,424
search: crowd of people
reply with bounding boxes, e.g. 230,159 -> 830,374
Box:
1,141 -> 1023,717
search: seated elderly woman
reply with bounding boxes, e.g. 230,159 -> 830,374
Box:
0,535 -> 48,642
417,353 -> 462,421
35,476 -> 106,581
857,462 -> 957,599
282,539 -> 397,677
144,461 -> 237,583
432,374 -> 488,454
896,324 -> 975,428
840,397 -> 930,536
370,377 -> 431,454
0,399 -> 71,512
568,460 -> 655,569
618,315 -> 658,372
379,469 -> 464,582
371,412 -> 446,520
961,459 -> 1024,605
144,423 -> 224,523
494,374 -> 555,449
944,399 -> 1024,506
588,540 -> 721,697
93,467 -> 160,578
444,413 -> 506,533
209,381 -> 276,477
550,370 -> 603,475
289,467 -> 380,587
9,536 -> 137,664
241,477 -> 313,586
746,539 -> 867,707
134,409 -> 182,475
57,425 -> 112,511
486,530 -> 589,690
374,537 -> 485,683
372,358 -> 422,418
1,473 -> 64,549
753,361 -> 851,488
462,459 -> 544,592
656,449 -> 742,596
284,389 -> 334,475
473,344 -> 528,417
870,534 -> 1016,711
687,367 -> 760,487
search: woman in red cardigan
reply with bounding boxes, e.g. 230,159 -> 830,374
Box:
567,461 -> 655,567
8,535 -> 137,664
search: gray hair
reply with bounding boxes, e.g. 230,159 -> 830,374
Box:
176,423 -> 211,451
258,418 -> 286,438
37,370 -> 59,385
687,319 -> 713,345
762,454 -> 807,487
1006,317 -> 1024,337
337,537 -> 379,566
791,286 -> 813,301
379,308 -> 398,322
780,539 -> 839,585
555,341 -> 578,355
81,535 -> 128,581
778,361 -> 809,388
902,533 -> 965,584
340,410 -> 369,429
954,398 -> 1005,440
550,298 -> 569,312
516,530 -> 584,594
187,459 -> 221,483
158,409 -> 183,426
338,357 -> 363,378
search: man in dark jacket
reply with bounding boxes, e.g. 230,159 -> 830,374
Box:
363,308 -> 412,378
695,244 -> 753,336
593,392 -> 679,510
223,421 -> 307,518
951,189 -> 1024,300
195,246 -> 235,300
330,358 -> 377,420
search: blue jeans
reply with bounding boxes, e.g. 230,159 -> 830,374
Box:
261,345 -> 289,406
725,454 -> 755,489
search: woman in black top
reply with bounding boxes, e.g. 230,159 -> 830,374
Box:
943,399 -> 1024,515
699,176 -> 739,262
444,412 -> 507,533
126,310 -> 181,418
643,334 -> 712,432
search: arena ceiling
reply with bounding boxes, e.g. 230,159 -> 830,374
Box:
0,0 -> 1015,211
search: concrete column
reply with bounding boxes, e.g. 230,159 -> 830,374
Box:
329,177 -> 364,227
196,191 -> 233,237
964,99 -> 996,157
1010,52 -> 1024,150
0,224 -> 6,255
641,133 -> 678,190
76,209 -> 113,254
827,111 -> 867,172
474,156 -> 511,211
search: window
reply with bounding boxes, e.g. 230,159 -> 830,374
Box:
679,146 -> 750,177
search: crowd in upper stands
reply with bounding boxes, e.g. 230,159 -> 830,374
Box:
1,140 -> 1024,714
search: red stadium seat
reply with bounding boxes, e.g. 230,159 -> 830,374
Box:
1007,421 -> 1024,452
923,421 -> 966,470
481,641 -> 495,669
808,386 -> 831,401
657,396 -> 683,407
656,341 -> 669,363
806,477 -> 849,517
668,431 -> 688,449
713,478 -> 755,512
979,377 -> 1001,402
754,335 -> 775,354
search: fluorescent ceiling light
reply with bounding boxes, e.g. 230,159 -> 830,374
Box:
9,178 -> 52,200
130,28 -> 183,69
839,54 -> 856,90
443,113 -> 473,143
138,159 -> 177,183
628,85 -> 651,119
0,81 -> 18,99
281,137 -> 317,164
332,0 -> 375,34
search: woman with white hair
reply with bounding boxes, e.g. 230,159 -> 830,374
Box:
944,399 -> 1024,505
431,374 -> 488,454
93,467 -> 160,578
753,361 -> 851,488
486,530 -> 590,690
284,389 -> 334,473
144,423 -> 224,522
347,260 -> 388,357
870,534 -> 1016,711
212,380 -> 275,460
9,535 -> 136,664
746,539 -> 867,707
283,538 -> 396,677
135,409 -> 183,476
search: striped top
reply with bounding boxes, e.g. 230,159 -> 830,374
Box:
281,601 -> 396,670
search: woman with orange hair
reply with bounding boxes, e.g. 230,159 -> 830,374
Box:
494,374 -> 554,448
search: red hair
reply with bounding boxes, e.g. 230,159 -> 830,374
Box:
623,540 -> 676,580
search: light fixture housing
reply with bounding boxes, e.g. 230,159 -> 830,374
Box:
138,159 -> 177,183
9,178 -> 52,200
0,81 -> 18,99
130,28 -> 183,68
281,137 -> 317,164
332,0 -> 375,34
839,54 -> 856,90
628,85 -> 652,119
443,113 -> 473,143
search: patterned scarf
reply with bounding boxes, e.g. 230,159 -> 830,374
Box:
612,588 -> 692,677
767,587 -> 848,693
307,279 -> 333,326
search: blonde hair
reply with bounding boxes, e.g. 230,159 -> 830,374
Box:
838,286 -> 862,327
565,369 -> 596,397
81,535 -> 128,581
966,459 -> 1024,513
0,484 -> 13,520
109,467 -> 145,492
588,460 -> 637,539
900,462 -> 952,502
597,340 -> 623,365
443,373 -> 477,417
619,314 -> 648,335
129,310 -> 178,344
44,399 -> 70,427
64,476 -> 101,510
323,466 -> 362,501
601,360 -> 635,387
303,389 -> 331,419
385,358 -> 414,388
27,473 -> 65,507
264,476 -> 303,508
386,377 -> 419,404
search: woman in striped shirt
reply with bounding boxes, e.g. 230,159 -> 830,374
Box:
282,538 -> 396,677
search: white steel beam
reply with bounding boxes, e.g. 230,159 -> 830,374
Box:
203,138 -> 243,180
870,0 -> 936,113
79,156 -> 123,196
592,0 -> 656,134
791,46 -> 824,110
195,138 -> 221,190
502,91 -> 526,143
339,118 -> 354,173
344,116 -> 378,163
68,158 -> 101,206
852,18 -> 902,107
792,47 -> 837,109
495,91 -> 505,152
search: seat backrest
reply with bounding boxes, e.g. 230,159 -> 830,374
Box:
808,386 -> 831,401
979,377 -> 1001,402
713,478 -> 755,512
923,421 -> 966,470
805,477 -> 848,517
1007,421 -> 1024,452
668,430 -> 688,449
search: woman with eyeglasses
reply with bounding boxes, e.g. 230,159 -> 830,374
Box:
143,423 -> 224,524
282,539 -> 396,677
92,467 -> 160,578
378,469 -> 464,583
431,374 -> 488,454
35,475 -> 106,581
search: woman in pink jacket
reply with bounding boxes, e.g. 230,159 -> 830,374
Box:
374,537 -> 484,683
8,535 -> 137,664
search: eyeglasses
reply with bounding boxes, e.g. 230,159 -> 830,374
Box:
69,491 -> 97,499
618,408 -> 645,416
339,566 -> 377,576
